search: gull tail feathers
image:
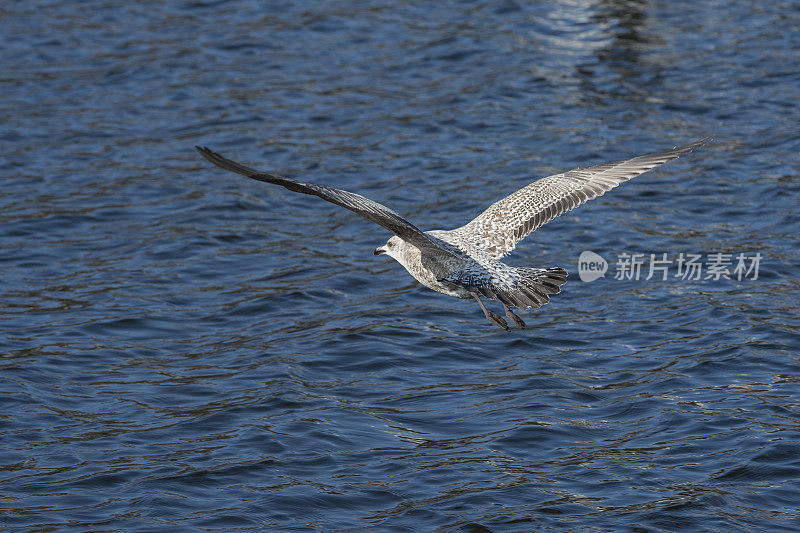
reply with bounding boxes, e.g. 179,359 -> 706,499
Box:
508,267 -> 568,309
440,267 -> 567,310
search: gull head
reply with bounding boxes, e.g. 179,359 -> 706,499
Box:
374,235 -> 403,260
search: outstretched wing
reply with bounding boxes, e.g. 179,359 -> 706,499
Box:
196,146 -> 458,256
452,138 -> 711,259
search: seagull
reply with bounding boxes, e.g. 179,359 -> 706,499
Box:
197,138 -> 709,330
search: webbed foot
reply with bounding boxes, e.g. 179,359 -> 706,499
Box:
472,293 -> 511,331
502,303 -> 526,328
487,310 -> 510,331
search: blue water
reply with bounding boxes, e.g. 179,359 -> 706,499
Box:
2,1 -> 799,531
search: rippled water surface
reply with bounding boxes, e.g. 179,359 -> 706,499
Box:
2,1 -> 800,531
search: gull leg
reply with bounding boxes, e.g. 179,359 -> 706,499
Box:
472,294 -> 509,331
502,303 -> 526,328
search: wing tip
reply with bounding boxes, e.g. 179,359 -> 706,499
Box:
195,145 -> 265,178
195,145 -> 223,165
676,136 -> 713,153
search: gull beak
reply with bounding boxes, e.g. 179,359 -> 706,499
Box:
374,246 -> 386,256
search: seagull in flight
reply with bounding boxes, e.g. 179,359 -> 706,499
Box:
197,138 -> 709,330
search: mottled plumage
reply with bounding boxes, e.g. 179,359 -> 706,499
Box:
197,138 -> 709,330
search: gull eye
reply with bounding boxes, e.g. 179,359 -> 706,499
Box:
388,241 -> 394,248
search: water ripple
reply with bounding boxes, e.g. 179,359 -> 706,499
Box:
2,0 -> 800,531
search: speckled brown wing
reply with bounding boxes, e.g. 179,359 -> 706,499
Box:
451,138 -> 711,259
196,146 -> 461,259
